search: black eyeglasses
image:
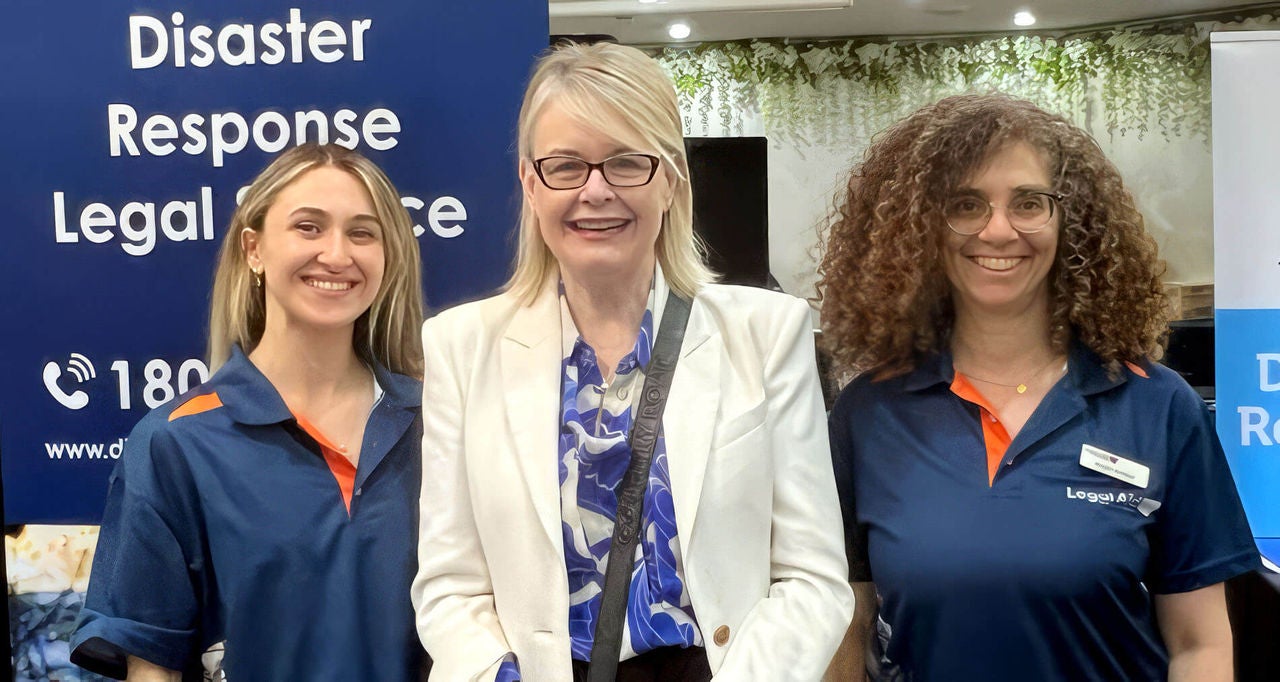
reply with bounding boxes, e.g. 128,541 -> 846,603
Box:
531,153 -> 661,190
944,191 -> 1064,235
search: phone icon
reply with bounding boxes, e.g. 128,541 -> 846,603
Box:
43,353 -> 95,410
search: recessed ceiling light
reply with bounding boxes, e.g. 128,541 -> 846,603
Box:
1014,10 -> 1036,27
668,22 -> 692,40
638,0 -> 659,4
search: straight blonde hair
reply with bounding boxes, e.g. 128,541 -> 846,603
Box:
207,143 -> 425,377
506,42 -> 715,302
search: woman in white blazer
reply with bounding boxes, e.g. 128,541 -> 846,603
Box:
412,42 -> 853,682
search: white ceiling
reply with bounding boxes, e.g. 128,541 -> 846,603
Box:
549,0 -> 1280,44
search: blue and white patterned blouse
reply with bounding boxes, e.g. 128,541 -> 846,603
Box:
492,273 -> 701,681
556,280 -> 703,663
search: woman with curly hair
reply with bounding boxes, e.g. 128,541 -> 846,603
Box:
819,94 -> 1258,681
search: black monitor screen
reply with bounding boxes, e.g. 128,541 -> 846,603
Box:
1162,317 -> 1214,400
685,137 -> 770,287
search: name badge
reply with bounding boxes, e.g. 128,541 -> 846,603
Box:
1079,444 -> 1150,488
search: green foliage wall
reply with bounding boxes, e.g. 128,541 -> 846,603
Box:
645,13 -> 1280,290
652,15 -> 1280,147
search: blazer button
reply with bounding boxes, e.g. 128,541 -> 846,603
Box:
713,625 -> 730,646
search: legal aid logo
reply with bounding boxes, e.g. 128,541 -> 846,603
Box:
43,353 -> 96,410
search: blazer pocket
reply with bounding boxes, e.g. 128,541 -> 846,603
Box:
710,399 -> 768,451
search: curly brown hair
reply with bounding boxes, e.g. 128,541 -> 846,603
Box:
817,93 -> 1168,380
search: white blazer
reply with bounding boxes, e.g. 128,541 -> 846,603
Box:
412,273 -> 853,681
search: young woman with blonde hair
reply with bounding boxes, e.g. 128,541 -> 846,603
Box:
73,143 -> 429,680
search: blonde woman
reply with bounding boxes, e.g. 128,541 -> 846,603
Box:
412,43 -> 852,682
72,143 -> 428,680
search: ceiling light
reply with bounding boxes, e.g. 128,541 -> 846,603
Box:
1013,11 -> 1036,27
668,22 -> 692,40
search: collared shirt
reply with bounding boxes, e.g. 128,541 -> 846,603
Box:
558,271 -> 701,661
492,271 -> 699,681
830,343 -> 1260,681
72,346 -> 426,681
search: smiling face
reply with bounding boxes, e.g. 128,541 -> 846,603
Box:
243,165 -> 385,339
519,101 -> 673,289
942,141 -> 1060,319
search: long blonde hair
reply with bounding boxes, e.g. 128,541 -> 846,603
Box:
506,42 -> 715,302
207,143 -> 425,377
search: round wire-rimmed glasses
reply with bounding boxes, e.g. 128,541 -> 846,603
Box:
531,153 -> 661,190
944,191 -> 1064,235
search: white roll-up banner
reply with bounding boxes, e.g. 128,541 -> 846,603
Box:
1211,30 -> 1280,569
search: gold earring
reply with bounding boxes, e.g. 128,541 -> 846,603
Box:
252,268 -> 263,288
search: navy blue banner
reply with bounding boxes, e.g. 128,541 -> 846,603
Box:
0,1 -> 547,523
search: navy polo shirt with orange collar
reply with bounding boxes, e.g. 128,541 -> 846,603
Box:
829,343 -> 1259,681
71,346 -> 426,681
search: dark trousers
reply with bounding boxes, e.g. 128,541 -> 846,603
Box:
571,646 -> 713,682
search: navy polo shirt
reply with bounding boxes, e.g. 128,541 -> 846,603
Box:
72,346 -> 426,681
830,344 -> 1259,681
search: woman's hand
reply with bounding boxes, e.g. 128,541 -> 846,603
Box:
1156,582 -> 1233,682
126,655 -> 180,682
823,581 -> 876,682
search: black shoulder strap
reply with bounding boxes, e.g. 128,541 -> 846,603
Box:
587,290 -> 693,681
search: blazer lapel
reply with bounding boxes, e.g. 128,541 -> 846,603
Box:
500,282 -> 565,550
663,302 -> 720,558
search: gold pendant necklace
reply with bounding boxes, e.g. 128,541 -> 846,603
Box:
958,356 -> 1067,394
